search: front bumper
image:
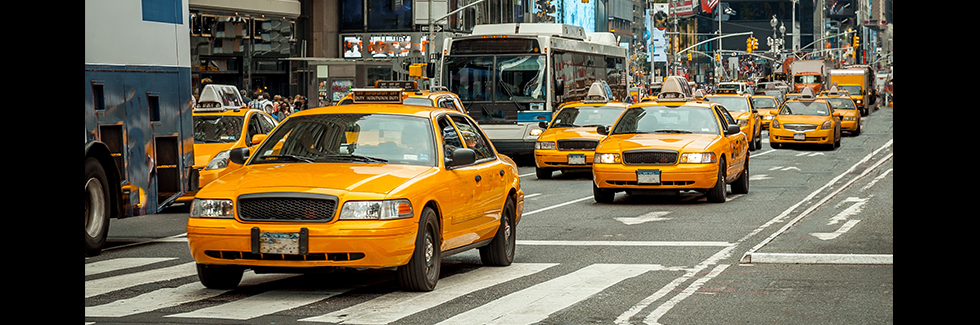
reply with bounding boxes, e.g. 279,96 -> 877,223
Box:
593,163 -> 719,191
187,217 -> 418,269
534,149 -> 595,171
769,127 -> 835,144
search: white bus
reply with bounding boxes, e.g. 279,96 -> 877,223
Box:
441,23 -> 629,157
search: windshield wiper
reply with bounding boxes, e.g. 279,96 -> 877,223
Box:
324,154 -> 388,163
258,154 -> 316,163
653,129 -> 693,134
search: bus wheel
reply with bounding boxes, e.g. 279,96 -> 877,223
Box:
85,158 -> 111,257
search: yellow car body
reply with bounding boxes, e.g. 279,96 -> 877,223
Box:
704,94 -> 763,151
592,77 -> 750,203
819,95 -> 862,135
533,101 -> 629,178
186,90 -> 523,291
750,95 -> 780,129
768,92 -> 842,150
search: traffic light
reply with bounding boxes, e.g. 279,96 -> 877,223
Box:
746,38 -> 753,53
853,35 -> 860,48
752,37 -> 759,52
715,53 -> 721,61
687,52 -> 693,61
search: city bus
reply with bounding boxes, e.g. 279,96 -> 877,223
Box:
441,23 -> 629,157
85,0 -> 195,256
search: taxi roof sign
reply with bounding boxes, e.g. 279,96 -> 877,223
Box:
798,87 -> 817,100
351,88 -> 404,104
583,81 -> 612,103
375,80 -> 419,91
657,76 -> 692,102
195,84 -> 245,112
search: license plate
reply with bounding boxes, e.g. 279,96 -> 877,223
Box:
260,232 -> 300,254
637,169 -> 661,184
793,133 -> 806,141
568,154 -> 586,165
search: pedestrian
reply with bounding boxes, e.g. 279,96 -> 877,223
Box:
293,95 -> 306,111
240,89 -> 252,105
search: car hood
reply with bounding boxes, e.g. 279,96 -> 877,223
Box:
600,133 -> 719,153
193,143 -> 237,167
199,162 -> 436,198
776,115 -> 831,124
539,127 -> 605,142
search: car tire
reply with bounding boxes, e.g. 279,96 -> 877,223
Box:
479,198 -> 516,266
196,264 -> 244,290
731,155 -> 749,195
535,167 -> 552,179
593,182 -> 615,204
853,120 -> 862,136
398,207 -> 441,291
85,158 -> 111,257
747,132 -> 757,151
706,159 -> 727,203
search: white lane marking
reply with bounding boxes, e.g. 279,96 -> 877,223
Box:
85,258 -> 177,277
745,253 -> 892,264
519,172 -> 536,178
860,168 -> 893,191
517,240 -> 732,247
523,196 -> 593,216
85,262 -> 197,298
436,264 -> 663,325
524,193 -> 542,199
749,174 -> 772,181
301,263 -> 558,324
829,197 -> 869,225
810,219 -> 862,240
753,149 -> 777,157
167,289 -> 345,320
642,264 -> 731,324
86,272 -> 299,317
615,211 -> 672,225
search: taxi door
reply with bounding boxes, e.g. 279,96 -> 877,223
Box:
713,105 -> 747,178
446,114 -> 507,244
436,115 -> 485,250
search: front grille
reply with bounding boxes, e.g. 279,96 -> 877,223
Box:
238,193 -> 338,222
783,124 -> 817,132
558,139 -> 598,151
623,150 -> 678,165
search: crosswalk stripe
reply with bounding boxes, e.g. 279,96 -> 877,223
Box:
85,257 -> 177,276
86,271 -> 300,317
435,264 -> 663,325
165,289 -> 346,320
300,263 -> 559,324
85,262 -> 198,298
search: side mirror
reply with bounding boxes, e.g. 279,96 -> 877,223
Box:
597,125 -> 609,136
833,112 -> 842,118
725,124 -> 740,135
251,134 -> 268,145
538,121 -> 548,129
229,147 -> 250,165
447,148 -> 477,167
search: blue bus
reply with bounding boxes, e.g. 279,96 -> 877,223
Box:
84,0 -> 195,256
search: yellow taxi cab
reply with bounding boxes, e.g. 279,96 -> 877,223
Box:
704,91 -> 763,151
186,88 -> 524,292
818,86 -> 862,136
179,84 -> 278,202
533,82 -> 629,179
591,76 -> 750,204
768,87 -> 842,150
750,95 -> 780,129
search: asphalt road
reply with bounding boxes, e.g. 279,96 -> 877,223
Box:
85,104 -> 893,325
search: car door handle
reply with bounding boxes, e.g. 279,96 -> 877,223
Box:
475,175 -> 482,182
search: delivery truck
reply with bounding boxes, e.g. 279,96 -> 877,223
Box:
790,59 -> 830,94
830,65 -> 875,116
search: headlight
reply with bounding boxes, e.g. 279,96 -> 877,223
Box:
855,100 -> 863,105
205,150 -> 231,170
535,141 -> 556,150
821,120 -> 833,130
843,116 -> 857,121
190,199 -> 234,219
529,128 -> 544,136
339,199 -> 413,220
593,153 -> 621,164
679,152 -> 717,164
738,119 -> 748,127
763,116 -> 774,120
771,119 -> 781,129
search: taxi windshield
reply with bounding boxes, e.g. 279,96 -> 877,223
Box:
403,97 -> 433,107
550,106 -> 625,128
611,106 -> 719,135
751,97 -> 778,109
825,98 -> 856,109
780,101 -> 831,116
706,96 -> 751,112
838,85 -> 862,95
194,115 -> 244,144
251,113 -> 436,167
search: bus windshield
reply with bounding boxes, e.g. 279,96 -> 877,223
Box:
444,55 -> 545,102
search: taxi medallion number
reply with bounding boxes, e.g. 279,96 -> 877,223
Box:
637,169 -> 661,184
567,154 -> 586,165
260,232 -> 300,254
